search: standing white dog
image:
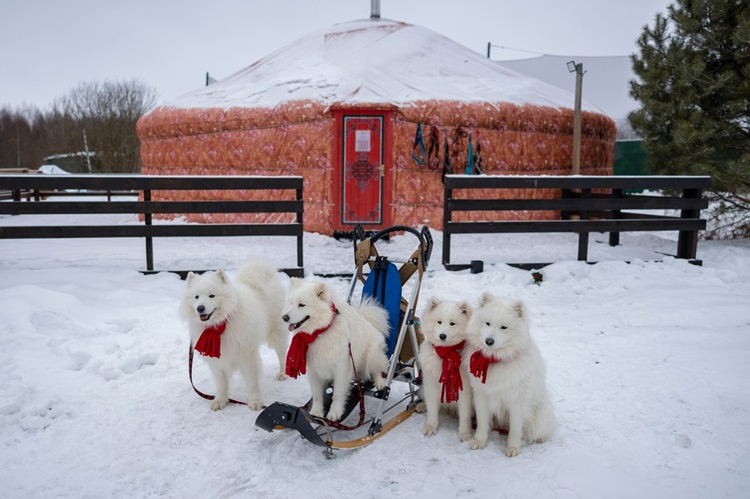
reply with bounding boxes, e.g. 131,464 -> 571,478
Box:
417,297 -> 474,441
180,261 -> 289,411
464,292 -> 555,456
282,279 -> 390,422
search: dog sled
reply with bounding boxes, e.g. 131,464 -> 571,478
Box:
255,224 -> 433,457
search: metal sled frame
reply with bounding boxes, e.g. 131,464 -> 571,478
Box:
255,224 -> 433,457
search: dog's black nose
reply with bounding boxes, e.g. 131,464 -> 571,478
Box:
485,338 -> 495,346
439,333 -> 447,341
282,314 -> 289,323
197,305 -> 205,313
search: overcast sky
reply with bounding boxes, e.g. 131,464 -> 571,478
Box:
0,0 -> 672,110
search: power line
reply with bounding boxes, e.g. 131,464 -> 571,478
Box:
486,43 -> 548,58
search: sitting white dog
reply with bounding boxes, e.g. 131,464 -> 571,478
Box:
282,279 -> 390,422
464,292 -> 555,456
417,297 -> 474,441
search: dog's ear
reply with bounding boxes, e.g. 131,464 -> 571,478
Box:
458,300 -> 472,318
512,300 -> 526,319
314,282 -> 328,301
427,296 -> 441,311
478,291 -> 494,308
186,272 -> 196,283
215,269 -> 228,283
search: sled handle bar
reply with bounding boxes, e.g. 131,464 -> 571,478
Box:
361,225 -> 434,270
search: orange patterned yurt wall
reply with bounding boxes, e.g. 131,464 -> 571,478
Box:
136,18 -> 618,236
137,101 -> 338,234
137,99 -> 615,235
390,101 -> 615,228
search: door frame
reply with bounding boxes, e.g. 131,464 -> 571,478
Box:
331,109 -> 394,232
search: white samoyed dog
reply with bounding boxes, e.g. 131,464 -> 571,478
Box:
282,279 -> 390,422
417,297 -> 474,441
180,261 -> 289,411
464,292 -> 555,457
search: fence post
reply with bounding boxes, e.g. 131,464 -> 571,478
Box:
609,188 -> 622,247
577,188 -> 591,261
677,187 -> 703,259
144,189 -> 153,271
442,180 -> 453,266
296,181 -> 304,270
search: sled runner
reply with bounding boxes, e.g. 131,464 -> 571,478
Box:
255,224 -> 433,457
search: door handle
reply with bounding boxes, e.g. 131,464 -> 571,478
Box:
379,164 -> 385,177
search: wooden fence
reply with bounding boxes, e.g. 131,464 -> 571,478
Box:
0,174 -> 304,276
442,174 -> 711,271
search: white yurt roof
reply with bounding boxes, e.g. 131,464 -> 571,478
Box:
167,18 -> 600,113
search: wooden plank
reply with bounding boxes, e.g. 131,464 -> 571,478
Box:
141,268 -> 305,279
34,190 -> 136,197
445,218 -> 706,234
445,260 -> 703,272
0,224 -> 302,239
0,224 -> 303,239
0,200 -> 303,216
444,175 -> 711,190
448,195 -> 708,213
0,174 -> 304,191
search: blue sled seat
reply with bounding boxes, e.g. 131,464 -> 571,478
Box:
361,257 -> 402,358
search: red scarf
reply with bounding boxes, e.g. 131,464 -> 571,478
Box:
434,340 -> 465,403
285,304 -> 339,379
194,322 -> 227,358
469,350 -> 501,384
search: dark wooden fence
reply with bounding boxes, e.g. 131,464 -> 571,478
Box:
442,174 -> 711,271
0,174 -> 304,276
0,168 -> 40,201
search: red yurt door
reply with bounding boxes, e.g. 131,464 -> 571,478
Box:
332,110 -> 393,231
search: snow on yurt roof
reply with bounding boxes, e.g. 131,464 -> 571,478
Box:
167,18 -> 600,112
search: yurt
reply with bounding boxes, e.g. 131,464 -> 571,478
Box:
136,15 -> 616,235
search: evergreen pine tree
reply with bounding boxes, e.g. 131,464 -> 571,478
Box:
629,0 -> 750,237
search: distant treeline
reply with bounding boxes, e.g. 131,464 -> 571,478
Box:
0,79 -> 157,173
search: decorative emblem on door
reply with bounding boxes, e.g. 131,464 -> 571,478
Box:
350,153 -> 373,191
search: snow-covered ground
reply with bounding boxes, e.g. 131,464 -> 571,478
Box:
1,208 -> 749,498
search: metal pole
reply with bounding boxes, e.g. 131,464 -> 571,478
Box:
487,42 -> 491,58
371,0 -> 380,19
572,63 -> 583,175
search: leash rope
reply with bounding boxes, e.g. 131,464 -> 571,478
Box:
315,343 -> 367,431
411,122 -> 427,166
442,128 -> 451,183
426,126 -> 441,171
188,344 -> 247,406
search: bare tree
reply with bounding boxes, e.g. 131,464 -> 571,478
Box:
53,79 -> 157,172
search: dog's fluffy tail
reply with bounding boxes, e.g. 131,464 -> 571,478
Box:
356,297 -> 391,339
236,260 -> 285,299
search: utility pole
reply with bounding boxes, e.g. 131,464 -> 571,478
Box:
83,129 -> 93,174
567,61 -> 584,175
